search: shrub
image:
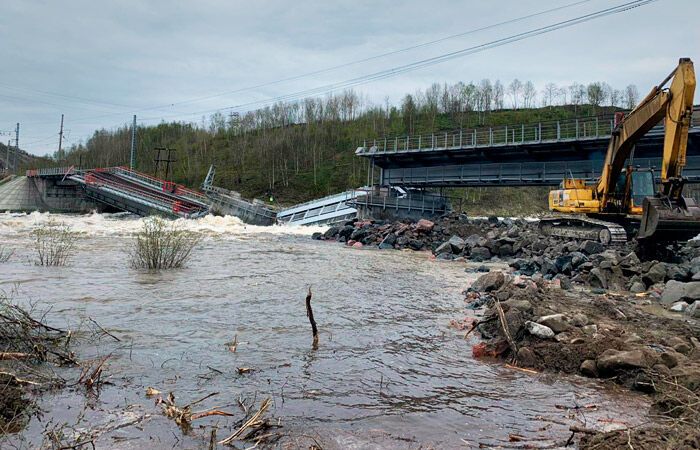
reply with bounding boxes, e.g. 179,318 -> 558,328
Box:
0,246 -> 12,263
33,221 -> 77,266
129,217 -> 201,270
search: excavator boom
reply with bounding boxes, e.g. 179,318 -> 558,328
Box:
637,58 -> 699,241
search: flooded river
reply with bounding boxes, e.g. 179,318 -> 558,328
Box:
0,212 -> 647,448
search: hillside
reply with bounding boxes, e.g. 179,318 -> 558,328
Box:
30,101 -> 621,209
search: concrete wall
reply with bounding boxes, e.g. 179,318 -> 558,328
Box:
0,176 -> 103,213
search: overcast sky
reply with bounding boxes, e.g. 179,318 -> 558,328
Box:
1,0 -> 698,156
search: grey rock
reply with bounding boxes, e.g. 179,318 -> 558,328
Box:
517,347 -> 537,367
582,324 -> 598,335
434,241 -> 454,255
580,240 -> 604,255
589,268 -> 608,290
596,349 -> 648,374
323,226 -> 340,239
687,301 -> 700,318
570,313 -> 589,327
630,281 -> 646,293
503,299 -> 533,313
471,271 -> 506,292
667,264 -> 690,282
469,246 -> 492,262
311,232 -> 323,240
660,280 -> 700,305
643,262 -> 667,286
537,314 -> 572,333
580,359 -> 598,377
447,235 -> 466,253
670,301 -> 688,312
525,321 -> 555,339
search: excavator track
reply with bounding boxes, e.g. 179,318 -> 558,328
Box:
538,215 -> 628,245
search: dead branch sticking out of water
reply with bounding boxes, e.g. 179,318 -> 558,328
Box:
78,355 -> 110,389
219,398 -> 273,445
494,299 -> 517,362
305,288 -> 318,346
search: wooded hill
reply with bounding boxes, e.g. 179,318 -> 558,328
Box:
33,80 -> 630,206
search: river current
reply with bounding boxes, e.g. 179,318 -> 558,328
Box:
0,212 -> 646,449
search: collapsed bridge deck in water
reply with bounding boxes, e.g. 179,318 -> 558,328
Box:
25,166 -> 210,218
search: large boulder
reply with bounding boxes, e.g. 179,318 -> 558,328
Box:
660,280 -> 700,305
589,268 -> 608,290
446,235 -> 466,253
408,239 -> 424,250
378,233 -> 397,250
580,240 -> 604,255
525,321 -> 555,339
469,247 -> 492,262
414,219 -> 435,233
349,228 -> 369,241
338,225 -> 354,240
465,234 -> 486,249
643,262 -> 667,286
434,241 -> 453,255
471,271 -> 505,292
596,349 -> 648,374
537,314 -> 572,333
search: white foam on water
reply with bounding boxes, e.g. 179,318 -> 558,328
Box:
0,211 -> 329,237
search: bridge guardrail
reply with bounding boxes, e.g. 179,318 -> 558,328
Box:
357,106 -> 700,156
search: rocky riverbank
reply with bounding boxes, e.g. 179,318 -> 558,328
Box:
313,213 -> 700,318
314,213 -> 700,447
465,272 -> 700,448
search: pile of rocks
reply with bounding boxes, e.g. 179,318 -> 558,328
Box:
313,213 -> 700,316
468,270 -> 700,383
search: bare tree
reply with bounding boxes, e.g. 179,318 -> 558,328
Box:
508,79 -> 523,109
522,81 -> 537,108
542,82 -> 559,107
625,84 -> 639,109
493,80 -> 504,110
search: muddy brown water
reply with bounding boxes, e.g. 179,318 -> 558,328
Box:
0,213 -> 648,449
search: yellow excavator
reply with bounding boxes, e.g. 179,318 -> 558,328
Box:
541,58 -> 700,244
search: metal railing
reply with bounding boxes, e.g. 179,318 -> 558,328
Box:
26,166 -> 76,177
357,106 -> 700,156
107,166 -> 210,206
204,185 -> 277,221
348,191 -> 449,214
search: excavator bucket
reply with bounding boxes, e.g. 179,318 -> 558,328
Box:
638,196 -> 700,241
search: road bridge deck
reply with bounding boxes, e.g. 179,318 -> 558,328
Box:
356,107 -> 700,187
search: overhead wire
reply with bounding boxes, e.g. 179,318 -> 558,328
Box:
15,0 -> 600,127
136,0 -> 658,123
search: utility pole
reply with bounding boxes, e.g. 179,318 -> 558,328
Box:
57,114 -> 64,163
130,115 -> 136,170
14,123 -> 19,173
154,146 -> 176,180
5,140 -> 9,173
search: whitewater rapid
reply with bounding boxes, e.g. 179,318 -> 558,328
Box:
0,211 -> 329,238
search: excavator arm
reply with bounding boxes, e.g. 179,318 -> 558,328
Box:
597,58 -> 695,206
634,58 -> 699,240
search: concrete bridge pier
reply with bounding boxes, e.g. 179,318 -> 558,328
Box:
0,176 -> 103,213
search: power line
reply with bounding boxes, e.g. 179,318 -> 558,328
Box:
138,0 -> 657,123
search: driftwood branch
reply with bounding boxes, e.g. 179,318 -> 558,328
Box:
305,287 -> 318,345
